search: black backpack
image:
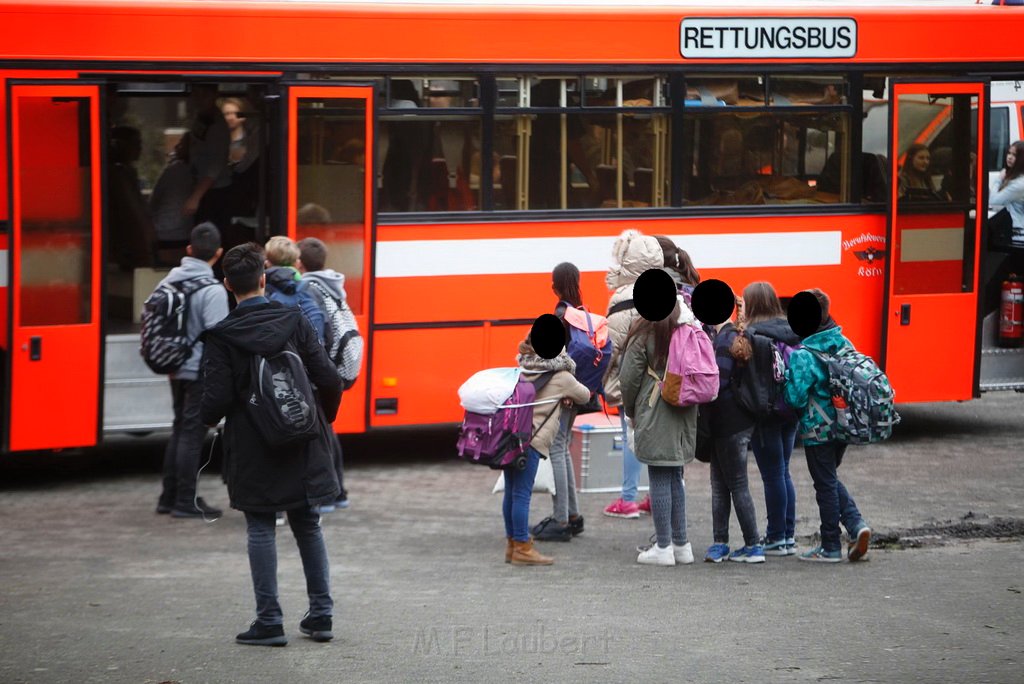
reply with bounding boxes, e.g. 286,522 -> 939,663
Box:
244,340 -> 320,447
732,326 -> 786,421
139,276 -> 219,374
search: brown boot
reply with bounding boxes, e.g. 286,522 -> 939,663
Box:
511,539 -> 554,566
506,537 -> 514,563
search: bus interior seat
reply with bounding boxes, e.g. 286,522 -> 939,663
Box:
818,152 -> 842,194
426,157 -> 451,211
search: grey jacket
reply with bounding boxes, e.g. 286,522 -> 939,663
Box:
303,269 -> 348,305
156,256 -> 229,381
618,308 -> 698,467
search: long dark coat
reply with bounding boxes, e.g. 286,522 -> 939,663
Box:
200,299 -> 342,512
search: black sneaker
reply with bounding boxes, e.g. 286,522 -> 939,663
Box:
299,613 -> 334,642
171,497 -> 223,519
568,515 -> 584,536
156,502 -> 173,515
531,516 -> 571,542
236,621 -> 287,646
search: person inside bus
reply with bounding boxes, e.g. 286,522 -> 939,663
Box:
183,84 -> 231,229
897,143 -> 945,201
528,79 -> 599,209
380,79 -> 433,212
988,140 -> 1024,249
219,97 -> 261,223
150,134 -> 194,265
107,125 -> 155,270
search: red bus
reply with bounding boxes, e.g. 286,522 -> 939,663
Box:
2,0 -> 1023,454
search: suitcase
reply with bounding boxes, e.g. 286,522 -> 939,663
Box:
569,411 -> 649,493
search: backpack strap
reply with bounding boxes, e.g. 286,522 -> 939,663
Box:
646,366 -> 663,408
608,299 -> 635,316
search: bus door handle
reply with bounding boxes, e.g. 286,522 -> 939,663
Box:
28,336 -> 42,361
898,304 -> 911,326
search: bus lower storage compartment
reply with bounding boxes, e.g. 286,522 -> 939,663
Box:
569,412 -> 649,494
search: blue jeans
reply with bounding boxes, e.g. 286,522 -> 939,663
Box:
620,412 -> 642,502
804,442 -> 865,553
709,427 -> 759,547
751,420 -> 798,542
244,507 -> 333,626
502,447 -> 540,542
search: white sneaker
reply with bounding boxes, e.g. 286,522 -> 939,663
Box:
673,542 -> 694,565
637,543 -> 676,566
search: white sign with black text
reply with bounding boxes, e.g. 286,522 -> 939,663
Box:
681,17 -> 857,59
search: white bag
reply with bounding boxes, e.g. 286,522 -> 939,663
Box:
458,367 -> 521,416
491,454 -> 556,495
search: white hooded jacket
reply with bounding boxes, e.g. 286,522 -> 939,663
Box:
602,230 -> 664,407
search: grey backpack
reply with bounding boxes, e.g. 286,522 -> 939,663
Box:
805,347 -> 900,444
307,280 -> 363,390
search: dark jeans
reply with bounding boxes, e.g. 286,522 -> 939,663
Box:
502,447 -> 540,542
244,507 -> 333,626
804,442 -> 865,553
751,420 -> 798,542
709,427 -> 759,547
159,379 -> 208,510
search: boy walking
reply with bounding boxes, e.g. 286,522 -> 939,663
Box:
156,222 -> 229,519
201,243 -> 343,646
298,236 -> 352,511
783,289 -> 871,563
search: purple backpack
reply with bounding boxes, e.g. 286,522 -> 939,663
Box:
456,373 -> 556,470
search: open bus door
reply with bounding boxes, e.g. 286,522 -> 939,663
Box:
286,85 -> 374,433
884,81 -> 986,402
5,84 -> 102,451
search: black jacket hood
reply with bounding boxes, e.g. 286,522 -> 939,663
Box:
748,317 -> 802,346
207,301 -> 302,355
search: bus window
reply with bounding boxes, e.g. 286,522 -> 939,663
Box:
685,74 -> 763,107
377,77 -> 482,212
769,75 -> 846,106
680,111 -> 848,205
493,75 -> 670,211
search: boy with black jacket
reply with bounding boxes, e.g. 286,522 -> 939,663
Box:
201,242 -> 343,646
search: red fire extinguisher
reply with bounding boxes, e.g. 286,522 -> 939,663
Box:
999,274 -> 1023,348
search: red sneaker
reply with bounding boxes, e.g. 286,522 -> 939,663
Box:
603,498 -> 641,519
638,496 -> 652,515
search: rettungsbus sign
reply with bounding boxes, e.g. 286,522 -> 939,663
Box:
681,17 -> 857,59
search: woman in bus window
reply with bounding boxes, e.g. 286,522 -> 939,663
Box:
989,140 -> 1024,248
532,262 -> 589,542
897,143 -> 943,200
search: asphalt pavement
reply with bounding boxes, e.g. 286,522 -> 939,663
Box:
1,393 -> 1022,684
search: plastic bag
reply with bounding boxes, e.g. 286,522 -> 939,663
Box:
492,454 -> 556,495
458,367 -> 521,416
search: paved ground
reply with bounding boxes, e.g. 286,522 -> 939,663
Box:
1,393 -> 1023,684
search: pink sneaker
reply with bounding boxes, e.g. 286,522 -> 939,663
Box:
603,498 -> 641,519
638,496 -> 652,515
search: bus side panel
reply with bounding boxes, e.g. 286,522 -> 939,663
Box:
371,215 -> 888,426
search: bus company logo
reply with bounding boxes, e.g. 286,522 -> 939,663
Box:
844,232 -> 886,277
680,18 -> 857,60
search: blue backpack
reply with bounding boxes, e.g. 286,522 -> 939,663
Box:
559,303 -> 613,394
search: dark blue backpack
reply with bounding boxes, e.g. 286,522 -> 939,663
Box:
560,304 -> 613,394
